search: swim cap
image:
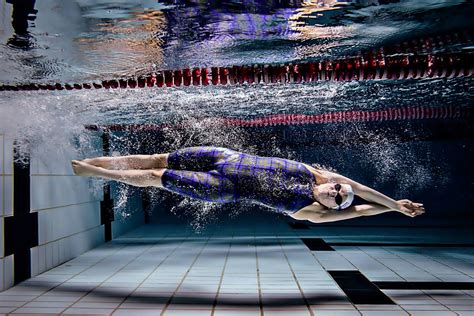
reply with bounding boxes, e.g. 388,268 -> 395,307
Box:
333,183 -> 354,210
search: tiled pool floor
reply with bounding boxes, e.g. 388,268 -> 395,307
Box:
0,223 -> 473,315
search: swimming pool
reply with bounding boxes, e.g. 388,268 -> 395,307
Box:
0,0 -> 473,299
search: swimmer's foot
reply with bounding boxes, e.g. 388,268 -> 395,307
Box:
71,160 -> 101,177
82,157 -> 111,169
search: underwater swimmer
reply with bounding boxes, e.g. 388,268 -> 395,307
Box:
71,146 -> 424,223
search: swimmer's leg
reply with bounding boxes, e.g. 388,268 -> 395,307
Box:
82,154 -> 169,170
166,147 -> 236,171
72,160 -> 165,187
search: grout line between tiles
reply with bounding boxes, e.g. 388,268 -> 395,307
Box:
7,242 -> 130,314
358,246 -> 470,314
210,239 -> 232,316
31,200 -> 103,213
34,224 -> 103,248
57,241 -> 158,315
159,237 -> 210,316
358,247 -> 417,315
255,236 -> 263,316
424,289 -> 466,313
386,247 -> 470,279
277,237 -> 314,316
381,247 -> 443,282
110,237 -> 186,315
419,249 -> 474,279
315,244 -> 392,315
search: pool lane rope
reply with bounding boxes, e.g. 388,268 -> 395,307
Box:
1,51 -> 473,92
84,105 -> 472,132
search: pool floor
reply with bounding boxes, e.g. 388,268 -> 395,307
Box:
0,223 -> 473,315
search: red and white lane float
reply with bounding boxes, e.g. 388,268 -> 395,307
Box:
84,105 -> 472,132
0,51 -> 472,92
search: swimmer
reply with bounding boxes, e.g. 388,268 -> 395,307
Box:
71,146 -> 424,223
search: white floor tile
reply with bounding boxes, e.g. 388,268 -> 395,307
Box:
446,304 -> 474,311
452,312 -> 474,316
405,312 -> 458,316
311,311 -> 361,316
3,138 -> 13,175
0,306 -> 16,313
434,299 -> 474,305
12,306 -> 66,314
113,310 -> 160,316
0,180 -> 3,218
0,229 -> 473,316
356,305 -> 404,310
3,176 -> 12,216
71,301 -> 121,308
22,300 -> 71,308
360,311 -> 408,316
402,304 -> 449,311
263,310 -> 310,316
214,310 -> 261,316
163,310 -> 212,316
62,307 -> 115,315
0,301 -> 25,307
0,135 -> 3,174
309,304 -> 357,310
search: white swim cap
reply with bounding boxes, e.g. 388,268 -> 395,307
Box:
333,183 -> 354,210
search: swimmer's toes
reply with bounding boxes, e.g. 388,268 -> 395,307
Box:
71,160 -> 87,176
71,161 -> 79,175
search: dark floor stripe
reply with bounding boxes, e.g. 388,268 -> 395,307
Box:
301,238 -> 334,251
4,141 -> 38,284
375,281 -> 474,290
329,271 -> 395,305
329,242 -> 474,247
289,222 -> 310,229
100,132 -> 114,241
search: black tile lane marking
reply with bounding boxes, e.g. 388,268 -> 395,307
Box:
100,184 -> 114,242
375,281 -> 474,290
305,239 -> 473,301
301,238 -> 334,251
4,141 -> 38,284
100,132 -> 114,241
329,242 -> 474,247
289,222 -> 310,229
328,271 -> 395,305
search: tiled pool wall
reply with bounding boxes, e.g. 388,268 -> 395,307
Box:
0,132 -> 145,292
1,133 -> 15,291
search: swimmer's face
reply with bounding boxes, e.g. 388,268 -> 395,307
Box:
314,183 -> 349,209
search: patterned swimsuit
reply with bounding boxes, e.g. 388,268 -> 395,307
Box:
161,147 -> 316,213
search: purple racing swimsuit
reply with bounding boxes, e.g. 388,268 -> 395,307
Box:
161,146 -> 316,213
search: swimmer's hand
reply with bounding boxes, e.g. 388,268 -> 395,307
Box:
396,199 -> 425,217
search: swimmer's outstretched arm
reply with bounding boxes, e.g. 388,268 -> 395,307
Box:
319,170 -> 424,217
290,202 -> 420,224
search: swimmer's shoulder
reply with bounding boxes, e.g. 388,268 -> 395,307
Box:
302,163 -> 328,184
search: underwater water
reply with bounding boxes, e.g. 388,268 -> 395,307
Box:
0,0 -> 473,232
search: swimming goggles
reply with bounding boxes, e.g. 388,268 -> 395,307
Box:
334,183 -> 343,206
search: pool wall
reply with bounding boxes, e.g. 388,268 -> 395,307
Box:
0,134 -> 14,290
0,133 -> 145,291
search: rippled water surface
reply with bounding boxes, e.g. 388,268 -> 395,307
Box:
0,0 -> 472,82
